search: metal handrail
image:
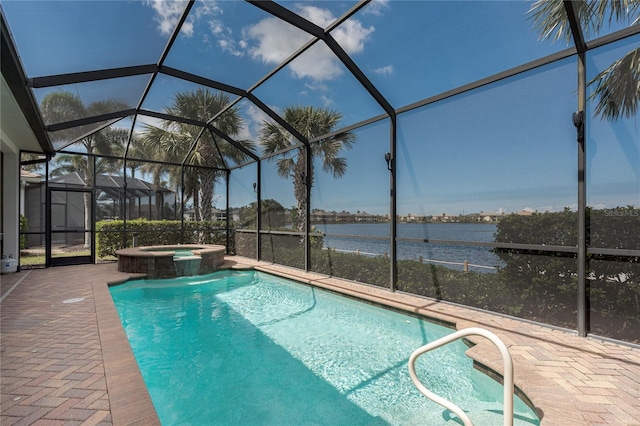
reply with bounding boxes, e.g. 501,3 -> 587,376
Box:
408,327 -> 514,426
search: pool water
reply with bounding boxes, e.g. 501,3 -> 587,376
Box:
110,270 -> 540,425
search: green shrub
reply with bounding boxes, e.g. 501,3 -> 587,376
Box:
19,215 -> 28,249
494,207 -> 639,339
96,219 -> 233,257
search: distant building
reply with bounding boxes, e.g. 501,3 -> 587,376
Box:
400,213 -> 429,222
478,211 -> 505,222
432,213 -> 459,223
355,211 -> 376,222
310,209 -> 387,223
311,209 -> 335,223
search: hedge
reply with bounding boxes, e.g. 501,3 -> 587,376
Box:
494,207 -> 638,341
96,219 -> 233,258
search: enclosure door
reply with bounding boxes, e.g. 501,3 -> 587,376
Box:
47,188 -> 94,266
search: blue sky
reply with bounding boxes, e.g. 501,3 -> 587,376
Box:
3,0 -> 639,216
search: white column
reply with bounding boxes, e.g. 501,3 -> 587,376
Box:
2,151 -> 20,259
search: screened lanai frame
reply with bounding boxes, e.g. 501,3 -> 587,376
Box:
3,1 -> 639,344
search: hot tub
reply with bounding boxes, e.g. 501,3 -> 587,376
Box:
116,244 -> 226,278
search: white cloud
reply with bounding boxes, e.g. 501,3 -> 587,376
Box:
218,37 -> 244,57
240,103 -> 271,141
304,81 -> 328,92
145,0 -> 246,55
145,2 -> 375,84
144,1 -> 379,92
331,20 -> 374,55
292,44 -> 344,81
208,19 -> 225,36
237,122 -> 253,143
145,0 -> 193,37
244,17 -> 310,64
320,95 -> 334,107
243,5 -> 374,82
194,1 -> 221,20
362,0 -> 390,16
296,5 -> 334,27
373,65 -> 393,76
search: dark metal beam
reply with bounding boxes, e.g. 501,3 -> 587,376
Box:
208,128 -> 228,171
160,66 -> 247,97
28,64 -> 157,88
309,113 -> 388,144
128,0 -> 196,163
566,0 -> 588,338
207,125 -> 259,161
389,115 -> 397,291
247,38 -> 320,94
1,12 -> 53,153
586,24 -> 640,50
256,160 -> 262,260
564,1 -> 587,54
181,128 -> 207,167
326,1 -> 370,33
248,0 -> 395,118
55,117 -> 126,151
246,0 -> 325,39
398,47 -> 576,115
157,1 -> 195,66
137,109 -> 207,127
323,34 -> 395,117
228,158 -> 258,172
45,109 -> 136,132
246,94 -> 309,145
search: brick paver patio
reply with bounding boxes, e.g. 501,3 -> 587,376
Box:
1,259 -> 639,425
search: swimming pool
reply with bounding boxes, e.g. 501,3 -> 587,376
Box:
110,270 -> 540,425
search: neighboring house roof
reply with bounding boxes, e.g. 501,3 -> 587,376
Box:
20,169 -> 42,183
46,172 -> 173,198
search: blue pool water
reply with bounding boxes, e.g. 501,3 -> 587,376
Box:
110,270 -> 540,425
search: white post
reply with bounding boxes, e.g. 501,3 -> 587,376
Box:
2,152 -> 20,262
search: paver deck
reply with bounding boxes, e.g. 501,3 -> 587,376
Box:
1,258 -> 639,425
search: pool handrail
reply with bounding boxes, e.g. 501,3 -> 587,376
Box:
408,327 -> 514,426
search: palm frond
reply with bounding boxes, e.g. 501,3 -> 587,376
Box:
528,0 -> 639,42
528,0 -> 576,43
589,48 -> 640,120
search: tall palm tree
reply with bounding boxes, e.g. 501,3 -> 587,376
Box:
529,0 -> 640,120
41,91 -> 130,246
142,88 -> 256,221
259,105 -> 356,233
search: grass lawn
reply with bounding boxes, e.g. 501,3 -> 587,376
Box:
21,250 -> 92,266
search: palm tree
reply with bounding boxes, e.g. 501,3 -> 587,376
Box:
142,88 -> 256,221
529,0 -> 640,120
41,91 -> 130,246
259,105 -> 356,233
137,125 -> 197,219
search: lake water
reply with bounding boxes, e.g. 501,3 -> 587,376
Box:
314,223 -> 503,273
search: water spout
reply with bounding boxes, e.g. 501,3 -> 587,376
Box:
174,255 -> 202,277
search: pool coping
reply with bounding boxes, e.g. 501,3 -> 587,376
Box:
93,272 -> 160,425
96,256 -> 640,425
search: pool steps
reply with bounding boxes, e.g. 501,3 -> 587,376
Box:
408,327 -> 514,426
